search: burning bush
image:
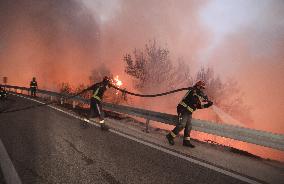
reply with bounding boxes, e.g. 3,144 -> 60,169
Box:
89,65 -> 127,104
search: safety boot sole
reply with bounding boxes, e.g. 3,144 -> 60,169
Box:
183,141 -> 195,148
100,124 -> 110,131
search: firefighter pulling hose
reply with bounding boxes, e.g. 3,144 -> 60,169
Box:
166,81 -> 213,148
87,76 -> 112,131
110,79 -> 214,148
88,78 -> 213,140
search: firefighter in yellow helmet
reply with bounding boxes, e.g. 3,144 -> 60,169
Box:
30,77 -> 38,97
88,76 -> 111,131
166,80 -> 213,148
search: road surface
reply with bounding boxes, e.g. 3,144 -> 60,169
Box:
0,95 -> 270,184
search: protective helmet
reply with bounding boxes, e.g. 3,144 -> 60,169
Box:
102,76 -> 110,85
194,80 -> 206,89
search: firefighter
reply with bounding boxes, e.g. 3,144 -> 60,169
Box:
30,77 -> 38,97
166,80 -> 213,148
88,76 -> 111,131
0,87 -> 7,100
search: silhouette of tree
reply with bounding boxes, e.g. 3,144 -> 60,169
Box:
124,40 -> 192,93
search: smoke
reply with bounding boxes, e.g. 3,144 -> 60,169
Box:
82,0 -> 210,74
0,0 -> 209,88
199,0 -> 284,133
0,0 -> 101,89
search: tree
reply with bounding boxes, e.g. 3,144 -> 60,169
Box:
124,40 -> 192,93
169,58 -> 193,89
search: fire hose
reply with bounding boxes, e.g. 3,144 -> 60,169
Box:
110,85 -> 209,101
110,85 -> 191,97
0,82 -> 212,114
0,86 -> 193,114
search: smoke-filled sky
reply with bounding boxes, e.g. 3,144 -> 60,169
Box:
0,0 -> 283,133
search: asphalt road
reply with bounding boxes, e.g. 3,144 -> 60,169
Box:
0,95 -> 248,184
0,169 -> 4,184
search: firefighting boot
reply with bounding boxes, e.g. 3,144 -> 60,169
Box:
100,120 -> 109,131
183,139 -> 195,148
166,133 -> 175,145
101,124 -> 110,131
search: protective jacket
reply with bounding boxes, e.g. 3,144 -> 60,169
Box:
0,88 -> 7,99
30,81 -> 37,89
178,87 -> 210,114
90,82 -> 107,101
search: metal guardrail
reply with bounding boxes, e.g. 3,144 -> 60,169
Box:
1,84 -> 284,151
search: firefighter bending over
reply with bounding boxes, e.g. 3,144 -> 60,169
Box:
88,76 -> 111,131
166,81 -> 213,148
30,77 -> 38,97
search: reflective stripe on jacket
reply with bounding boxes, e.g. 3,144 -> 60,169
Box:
92,87 -> 101,101
30,81 -> 37,88
178,87 -> 206,113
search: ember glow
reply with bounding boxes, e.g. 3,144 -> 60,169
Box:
114,75 -> 123,87
112,75 -> 123,95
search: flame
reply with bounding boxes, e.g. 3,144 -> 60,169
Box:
114,75 -> 123,87
113,75 -> 123,95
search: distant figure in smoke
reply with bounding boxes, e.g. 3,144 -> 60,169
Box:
0,87 -> 8,100
88,76 -> 112,131
166,81 -> 213,148
30,77 -> 38,97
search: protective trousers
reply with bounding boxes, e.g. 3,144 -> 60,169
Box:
90,98 -> 104,121
171,107 -> 192,138
30,87 -> 37,97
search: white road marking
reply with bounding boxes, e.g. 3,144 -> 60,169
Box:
10,93 -> 263,184
0,139 -> 22,184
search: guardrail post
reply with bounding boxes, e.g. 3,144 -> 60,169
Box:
145,119 -> 150,133
50,96 -> 53,101
72,101 -> 76,109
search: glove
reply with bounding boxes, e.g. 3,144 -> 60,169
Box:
203,101 -> 213,108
